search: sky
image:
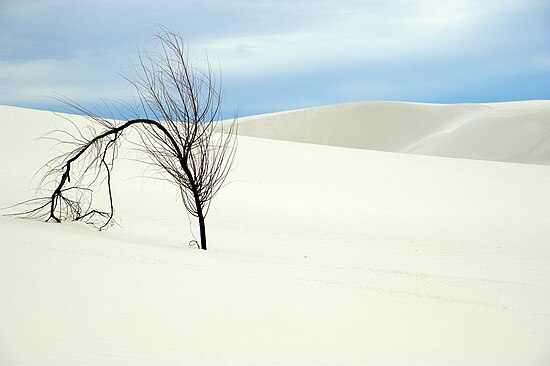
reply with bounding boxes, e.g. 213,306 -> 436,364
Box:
1,0 -> 549,117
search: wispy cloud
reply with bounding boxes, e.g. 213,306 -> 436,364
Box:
1,0 -> 549,116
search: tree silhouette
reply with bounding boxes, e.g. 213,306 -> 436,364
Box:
11,28 -> 237,250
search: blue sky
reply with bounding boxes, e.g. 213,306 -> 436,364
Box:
1,0 -> 549,117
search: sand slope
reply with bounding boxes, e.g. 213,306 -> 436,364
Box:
1,105 -> 550,365
236,100 -> 550,165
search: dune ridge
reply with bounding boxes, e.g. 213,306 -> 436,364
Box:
235,100 -> 550,165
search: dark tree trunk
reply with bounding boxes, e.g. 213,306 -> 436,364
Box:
197,209 -> 207,250
184,162 -> 208,250
190,182 -> 207,250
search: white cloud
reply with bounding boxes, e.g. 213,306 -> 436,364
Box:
197,0 -> 480,78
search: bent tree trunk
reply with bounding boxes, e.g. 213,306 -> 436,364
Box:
46,118 -> 209,250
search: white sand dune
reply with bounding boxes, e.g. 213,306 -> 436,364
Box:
236,100 -> 550,165
1,104 -> 550,365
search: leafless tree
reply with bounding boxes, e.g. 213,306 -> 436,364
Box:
11,28 -> 237,250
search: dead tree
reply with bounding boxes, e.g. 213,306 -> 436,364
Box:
11,29 -> 236,250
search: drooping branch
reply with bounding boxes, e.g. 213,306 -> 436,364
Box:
48,118 -> 198,223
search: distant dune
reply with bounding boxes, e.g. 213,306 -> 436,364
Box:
236,101 -> 550,165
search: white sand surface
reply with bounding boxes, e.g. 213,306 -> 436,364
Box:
1,104 -> 549,365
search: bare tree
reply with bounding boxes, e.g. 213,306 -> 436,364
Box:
11,28 -> 237,250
